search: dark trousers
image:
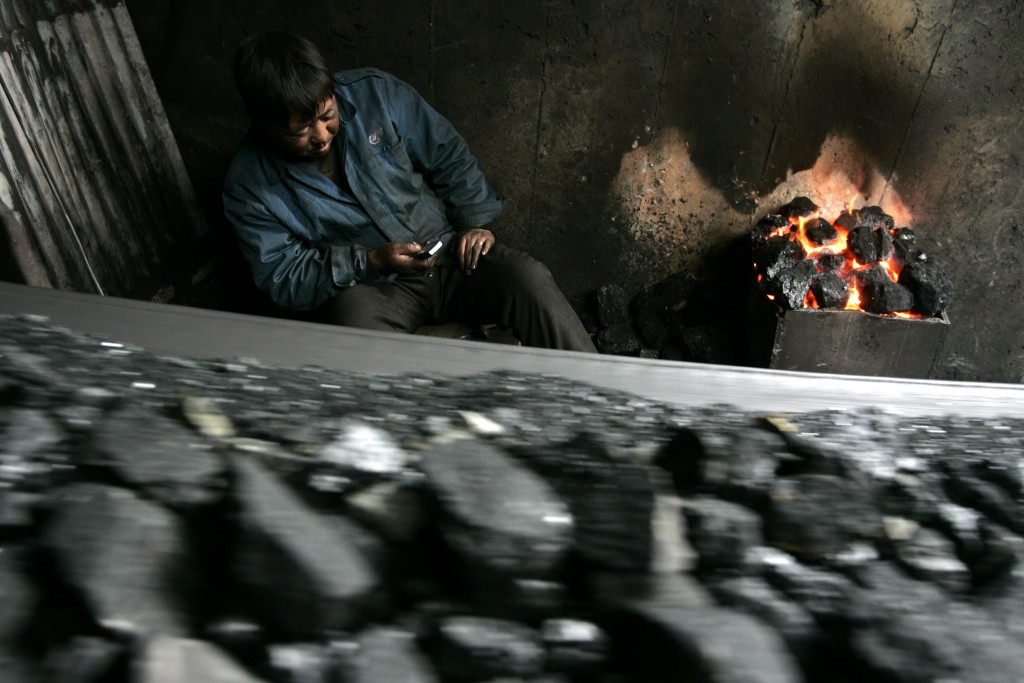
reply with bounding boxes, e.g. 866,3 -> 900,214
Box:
324,245 -> 597,353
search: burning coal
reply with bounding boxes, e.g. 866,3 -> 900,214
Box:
751,197 -> 953,318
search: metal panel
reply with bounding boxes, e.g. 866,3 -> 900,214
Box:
0,0 -> 209,300
2,280 -> 1022,420
748,287 -> 950,379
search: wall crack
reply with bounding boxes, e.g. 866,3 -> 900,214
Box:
760,11 -> 811,188
527,0 -> 551,228
881,0 -> 959,206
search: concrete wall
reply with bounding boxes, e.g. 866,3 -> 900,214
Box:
125,0 -> 1024,383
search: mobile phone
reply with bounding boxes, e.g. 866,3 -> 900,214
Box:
413,239 -> 443,259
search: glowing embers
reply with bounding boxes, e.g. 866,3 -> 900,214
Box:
751,196 -> 954,317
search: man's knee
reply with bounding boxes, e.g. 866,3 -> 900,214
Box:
324,286 -> 375,327
485,246 -> 558,295
324,284 -> 415,331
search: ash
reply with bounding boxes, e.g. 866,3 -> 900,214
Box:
1,315 -> 1023,682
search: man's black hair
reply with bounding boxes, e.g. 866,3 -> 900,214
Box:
233,30 -> 335,126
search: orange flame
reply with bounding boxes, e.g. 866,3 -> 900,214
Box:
847,193 -> 859,214
793,213 -> 849,259
758,198 -> 919,317
844,281 -> 862,310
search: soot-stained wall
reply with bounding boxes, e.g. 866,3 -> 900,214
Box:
125,0 -> 1024,383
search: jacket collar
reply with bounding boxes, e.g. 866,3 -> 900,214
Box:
253,89 -> 355,187
335,88 -> 355,125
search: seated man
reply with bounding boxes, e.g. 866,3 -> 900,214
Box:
223,30 -> 596,353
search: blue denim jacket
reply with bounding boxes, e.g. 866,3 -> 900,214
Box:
223,68 -> 504,311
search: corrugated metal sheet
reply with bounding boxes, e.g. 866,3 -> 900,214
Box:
0,0 -> 209,300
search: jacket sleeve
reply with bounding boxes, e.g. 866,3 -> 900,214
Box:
223,181 -> 371,311
383,75 -> 504,229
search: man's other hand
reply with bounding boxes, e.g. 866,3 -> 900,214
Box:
455,228 -> 495,275
370,242 -> 435,275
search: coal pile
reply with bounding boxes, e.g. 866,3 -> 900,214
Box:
3,315 -> 1024,682
752,197 -> 954,316
589,272 -> 747,364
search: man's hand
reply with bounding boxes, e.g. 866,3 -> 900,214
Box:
455,228 -> 495,275
369,242 -> 436,275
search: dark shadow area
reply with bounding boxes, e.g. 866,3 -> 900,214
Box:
0,207 -> 32,287
657,2 -> 927,208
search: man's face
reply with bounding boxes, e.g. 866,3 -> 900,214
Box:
262,95 -> 340,161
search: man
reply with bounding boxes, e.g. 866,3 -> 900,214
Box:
223,30 -> 596,352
